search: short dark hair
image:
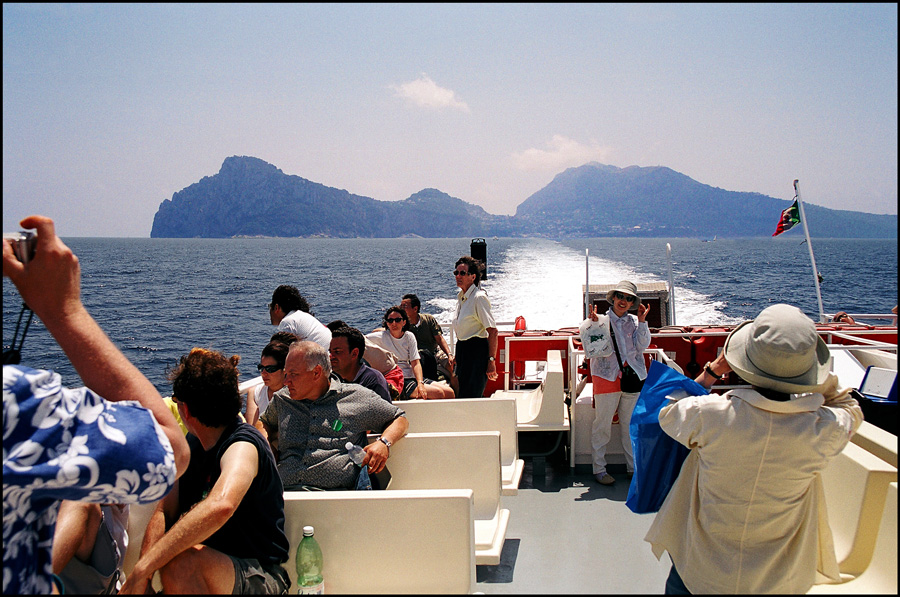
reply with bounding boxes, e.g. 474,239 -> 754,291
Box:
261,340 -> 290,369
330,326 -> 365,361
271,285 -> 313,315
326,320 -> 348,332
270,331 -> 300,346
168,348 -> 241,428
383,305 -> 410,332
455,255 -> 482,285
401,294 -> 421,310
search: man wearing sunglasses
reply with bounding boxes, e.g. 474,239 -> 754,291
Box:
585,280 -> 651,485
451,256 -> 498,398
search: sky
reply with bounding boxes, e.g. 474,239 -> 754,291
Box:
3,3 -> 897,237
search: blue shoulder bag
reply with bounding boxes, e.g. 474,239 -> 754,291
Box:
625,360 -> 708,514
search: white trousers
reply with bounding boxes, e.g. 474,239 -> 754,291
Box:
591,390 -> 638,475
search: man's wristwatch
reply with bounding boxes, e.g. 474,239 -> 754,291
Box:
488,356 -> 495,362
378,436 -> 392,452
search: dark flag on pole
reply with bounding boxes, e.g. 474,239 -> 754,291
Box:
772,199 -> 800,236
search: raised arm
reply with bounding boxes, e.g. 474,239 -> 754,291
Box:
3,216 -> 190,477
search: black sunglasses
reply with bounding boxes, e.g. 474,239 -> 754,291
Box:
386,317 -> 405,323
453,269 -> 471,276
613,291 -> 636,302
257,363 -> 282,373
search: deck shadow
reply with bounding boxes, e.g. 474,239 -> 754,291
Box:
475,539 -> 520,583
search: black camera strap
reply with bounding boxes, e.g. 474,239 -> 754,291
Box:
608,320 -> 629,374
3,304 -> 34,365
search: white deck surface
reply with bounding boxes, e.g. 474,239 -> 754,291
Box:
475,457 -> 672,594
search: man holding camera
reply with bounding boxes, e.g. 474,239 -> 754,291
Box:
3,216 -> 190,594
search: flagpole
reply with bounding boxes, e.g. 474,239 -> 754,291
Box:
793,180 -> 826,323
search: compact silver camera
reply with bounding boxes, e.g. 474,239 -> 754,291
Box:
3,231 -> 37,264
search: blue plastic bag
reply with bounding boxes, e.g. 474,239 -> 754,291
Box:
625,360 -> 708,514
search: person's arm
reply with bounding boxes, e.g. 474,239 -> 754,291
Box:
245,386 -> 260,428
120,442 -> 258,594
486,327 -> 498,381
409,359 -> 426,399
435,333 -> 455,369
51,501 -> 103,574
362,415 -> 409,474
3,216 -> 190,477
695,352 -> 731,390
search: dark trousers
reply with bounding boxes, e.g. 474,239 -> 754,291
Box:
665,563 -> 691,595
456,336 -> 489,398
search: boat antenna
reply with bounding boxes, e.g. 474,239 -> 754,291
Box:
794,180 -> 826,323
666,243 -> 676,326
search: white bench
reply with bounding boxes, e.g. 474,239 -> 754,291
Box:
400,397 -> 524,495
492,349 -> 570,432
809,482 -> 897,594
283,489 -> 476,594
851,420 -> 898,468
383,431 -> 510,565
821,441 -> 897,578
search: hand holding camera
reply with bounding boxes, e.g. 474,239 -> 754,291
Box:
3,216 -> 83,324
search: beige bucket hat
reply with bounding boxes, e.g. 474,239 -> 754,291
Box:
723,303 -> 831,394
606,280 -> 641,311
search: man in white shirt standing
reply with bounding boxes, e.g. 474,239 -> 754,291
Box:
451,256 -> 498,398
268,284 -> 331,350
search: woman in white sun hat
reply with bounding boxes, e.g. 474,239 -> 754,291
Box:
583,279 -> 651,486
645,303 -> 863,594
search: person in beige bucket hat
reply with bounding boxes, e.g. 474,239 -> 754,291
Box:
723,303 -> 832,394
645,303 -> 863,594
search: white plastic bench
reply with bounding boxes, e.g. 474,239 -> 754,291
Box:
821,441 -> 897,578
400,397 -> 524,495
383,431 -> 510,565
851,420 -> 898,468
809,482 -> 897,594
283,489 -> 476,594
492,349 -> 570,432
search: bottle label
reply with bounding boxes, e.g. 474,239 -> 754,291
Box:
298,581 -> 325,595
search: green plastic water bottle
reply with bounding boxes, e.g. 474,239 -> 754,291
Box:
296,525 -> 324,594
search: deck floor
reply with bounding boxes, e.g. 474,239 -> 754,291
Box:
476,457 -> 672,594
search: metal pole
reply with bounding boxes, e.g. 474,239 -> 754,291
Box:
793,180 -> 826,323
584,249 -> 590,319
666,243 -> 676,326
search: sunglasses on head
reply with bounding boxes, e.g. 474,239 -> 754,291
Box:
453,269 -> 471,276
614,291 -> 636,303
386,317 -> 405,323
257,363 -> 282,373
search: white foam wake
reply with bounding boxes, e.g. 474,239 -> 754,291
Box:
429,239 -> 737,329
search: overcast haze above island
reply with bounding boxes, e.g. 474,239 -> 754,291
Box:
3,3 -> 897,237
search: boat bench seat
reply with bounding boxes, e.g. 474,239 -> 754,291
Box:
820,441 -> 897,579
380,431 -> 509,565
283,489 -> 476,594
851,420 -> 898,468
809,482 -> 897,594
400,397 -> 524,495
492,349 -> 570,432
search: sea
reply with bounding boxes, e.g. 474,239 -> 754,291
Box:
3,236 -> 897,395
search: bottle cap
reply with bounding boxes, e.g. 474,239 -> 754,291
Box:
345,441 -> 354,450
303,525 -> 314,536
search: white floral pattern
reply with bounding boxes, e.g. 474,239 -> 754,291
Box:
3,365 -> 176,594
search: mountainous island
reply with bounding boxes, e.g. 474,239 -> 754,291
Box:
150,156 -> 896,239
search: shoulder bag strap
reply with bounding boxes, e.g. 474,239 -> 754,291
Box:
609,320 -> 626,373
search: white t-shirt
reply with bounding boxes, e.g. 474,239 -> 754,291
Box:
278,309 -> 332,349
253,383 -> 272,416
366,330 -> 419,379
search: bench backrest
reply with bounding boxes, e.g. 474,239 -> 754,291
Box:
283,489 -> 476,594
401,398 -> 518,470
851,420 -> 898,468
385,431 -> 501,521
518,349 -> 566,426
822,440 -> 898,576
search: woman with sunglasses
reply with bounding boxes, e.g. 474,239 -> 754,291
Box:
245,339 -> 290,426
367,306 -> 455,400
585,280 -> 651,485
451,255 -> 498,398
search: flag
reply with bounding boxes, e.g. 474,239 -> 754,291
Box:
772,199 -> 800,236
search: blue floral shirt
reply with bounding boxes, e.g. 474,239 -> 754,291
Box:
3,366 -> 177,594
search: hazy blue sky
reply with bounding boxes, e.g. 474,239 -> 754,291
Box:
3,3 -> 897,237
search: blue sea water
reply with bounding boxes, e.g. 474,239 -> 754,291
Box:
3,236 -> 897,395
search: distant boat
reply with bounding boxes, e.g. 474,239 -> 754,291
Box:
702,234 -> 717,242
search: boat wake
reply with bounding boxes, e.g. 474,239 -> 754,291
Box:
429,239 -> 739,329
